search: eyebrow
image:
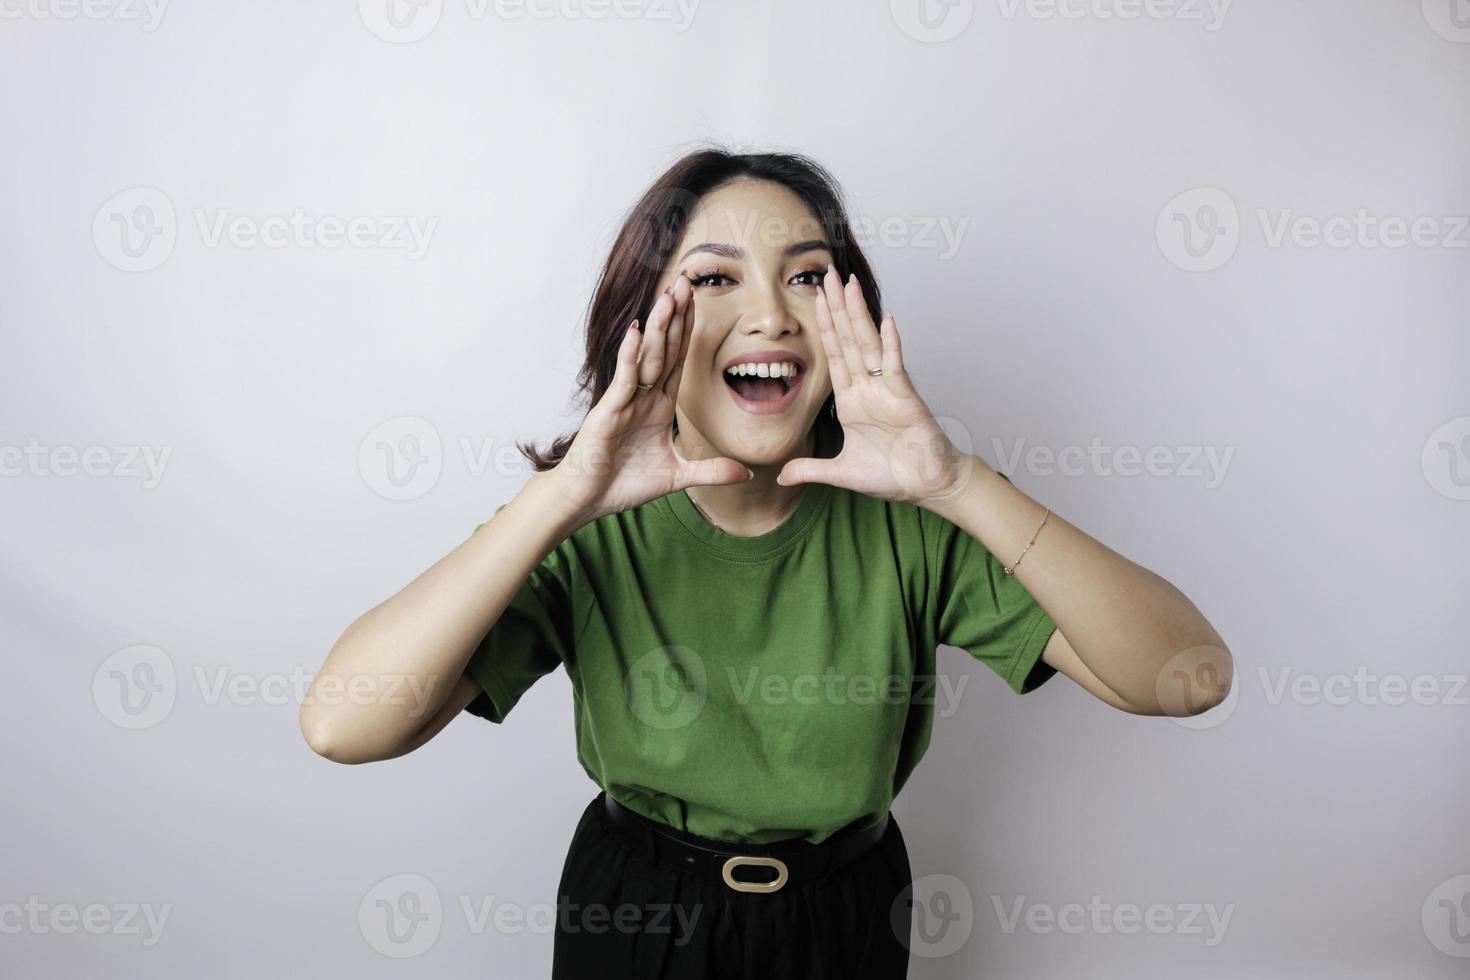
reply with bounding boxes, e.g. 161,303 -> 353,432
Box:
676,239 -> 832,264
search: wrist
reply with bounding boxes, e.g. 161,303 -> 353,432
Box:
519,467 -> 594,538
916,453 -> 996,520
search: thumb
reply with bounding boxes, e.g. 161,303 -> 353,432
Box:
676,455 -> 752,490
776,457 -> 842,487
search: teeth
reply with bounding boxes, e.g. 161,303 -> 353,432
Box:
725,361 -> 799,378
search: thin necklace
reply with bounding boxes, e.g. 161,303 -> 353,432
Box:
685,489 -> 724,530
686,485 -> 801,536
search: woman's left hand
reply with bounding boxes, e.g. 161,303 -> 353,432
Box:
777,264 -> 974,508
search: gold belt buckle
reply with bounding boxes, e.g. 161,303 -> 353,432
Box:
721,855 -> 789,894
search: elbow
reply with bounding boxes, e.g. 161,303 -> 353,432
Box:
299,703 -> 373,765
1152,641 -> 1234,717
299,706 -> 343,763
299,635 -> 387,765
1176,670 -> 1231,716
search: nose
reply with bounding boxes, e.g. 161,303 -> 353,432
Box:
738,279 -> 801,339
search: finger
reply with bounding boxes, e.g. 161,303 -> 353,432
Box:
660,274 -> 691,391
821,264 -> 869,382
814,288 -> 852,391
663,275 -> 696,400
603,319 -> 644,411
843,273 -> 885,373
674,454 -> 753,490
661,277 -> 686,387
637,287 -> 676,388
879,314 -> 908,386
776,455 -> 843,488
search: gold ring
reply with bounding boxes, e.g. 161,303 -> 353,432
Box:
635,382 -> 654,390
721,856 -> 789,894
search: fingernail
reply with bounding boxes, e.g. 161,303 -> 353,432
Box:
746,467 -> 756,480
848,273 -> 857,286
628,319 -> 639,334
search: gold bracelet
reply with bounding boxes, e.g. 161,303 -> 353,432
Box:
1003,506 -> 1050,576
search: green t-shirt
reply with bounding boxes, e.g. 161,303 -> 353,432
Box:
464,428 -> 1058,845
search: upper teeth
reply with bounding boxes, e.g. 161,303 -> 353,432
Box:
725,361 -> 799,378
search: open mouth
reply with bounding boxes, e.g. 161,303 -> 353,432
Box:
721,359 -> 805,415
724,370 -> 793,402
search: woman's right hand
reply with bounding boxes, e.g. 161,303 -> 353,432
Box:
542,273 -> 752,526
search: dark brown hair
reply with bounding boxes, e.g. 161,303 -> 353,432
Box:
517,145 -> 883,471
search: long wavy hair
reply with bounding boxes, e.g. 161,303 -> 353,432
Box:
517,146 -> 883,471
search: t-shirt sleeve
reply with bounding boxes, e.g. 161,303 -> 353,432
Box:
924,476 -> 1058,694
461,507 -> 574,723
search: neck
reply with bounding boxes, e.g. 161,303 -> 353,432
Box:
675,424 -> 818,537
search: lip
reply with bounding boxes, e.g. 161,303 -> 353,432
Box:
720,350 -> 808,416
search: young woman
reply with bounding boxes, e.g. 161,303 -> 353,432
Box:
301,148 -> 1233,979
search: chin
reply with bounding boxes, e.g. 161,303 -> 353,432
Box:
712,414 -> 817,467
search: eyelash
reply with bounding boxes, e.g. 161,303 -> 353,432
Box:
687,271 -> 731,288
687,267 -> 825,289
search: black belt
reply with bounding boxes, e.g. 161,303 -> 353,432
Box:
600,792 -> 890,894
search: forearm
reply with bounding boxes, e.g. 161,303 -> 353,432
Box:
300,469 -> 584,762
924,454 -> 1231,713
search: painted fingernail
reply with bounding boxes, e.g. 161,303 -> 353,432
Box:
848,273 -> 857,286
664,285 -> 673,296
628,318 -> 639,334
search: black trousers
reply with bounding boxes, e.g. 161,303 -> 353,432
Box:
551,792 -> 913,979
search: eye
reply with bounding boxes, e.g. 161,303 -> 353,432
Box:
689,271 -> 734,288
790,268 -> 824,288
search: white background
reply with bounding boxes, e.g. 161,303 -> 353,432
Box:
3,1 -> 1468,977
